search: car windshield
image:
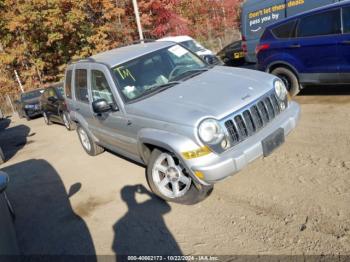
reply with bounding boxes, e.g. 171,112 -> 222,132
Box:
112,44 -> 208,102
180,40 -> 205,53
21,89 -> 44,101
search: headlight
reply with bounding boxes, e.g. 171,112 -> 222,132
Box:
198,119 -> 224,144
274,79 -> 287,101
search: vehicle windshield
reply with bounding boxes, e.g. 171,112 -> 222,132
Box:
21,89 -> 44,101
112,44 -> 208,102
180,40 -> 205,53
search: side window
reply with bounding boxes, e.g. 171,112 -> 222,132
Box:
272,20 -> 296,39
343,7 -> 350,34
65,70 -> 73,99
91,70 -> 115,104
75,69 -> 89,103
297,9 -> 341,37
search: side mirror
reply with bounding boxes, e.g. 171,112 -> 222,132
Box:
48,96 -> 57,103
0,171 -> 9,194
92,99 -> 112,114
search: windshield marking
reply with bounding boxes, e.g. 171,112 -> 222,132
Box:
116,67 -> 136,81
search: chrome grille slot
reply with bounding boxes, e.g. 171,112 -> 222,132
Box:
224,120 -> 239,144
251,105 -> 263,129
257,101 -> 269,123
234,115 -> 248,139
224,93 -> 286,146
242,110 -> 256,135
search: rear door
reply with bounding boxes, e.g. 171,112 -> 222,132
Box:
338,5 -> 350,83
89,64 -> 138,157
47,87 -> 60,120
291,8 -> 341,83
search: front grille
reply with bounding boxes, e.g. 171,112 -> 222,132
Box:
224,93 -> 283,145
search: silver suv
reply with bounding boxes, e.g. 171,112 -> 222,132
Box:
65,41 -> 300,204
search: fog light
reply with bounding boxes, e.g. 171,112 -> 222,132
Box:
221,138 -> 230,149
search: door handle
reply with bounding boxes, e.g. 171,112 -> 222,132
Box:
341,40 -> 350,45
289,44 -> 301,48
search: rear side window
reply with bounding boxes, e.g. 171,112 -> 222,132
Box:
75,69 -> 89,103
65,70 -> 72,99
343,7 -> 350,34
297,9 -> 341,37
272,20 -> 296,39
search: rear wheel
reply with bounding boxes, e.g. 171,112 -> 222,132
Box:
146,149 -> 213,205
62,111 -> 74,131
77,125 -> 104,156
271,67 -> 300,96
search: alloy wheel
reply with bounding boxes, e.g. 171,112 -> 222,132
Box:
152,153 -> 191,198
78,128 -> 91,151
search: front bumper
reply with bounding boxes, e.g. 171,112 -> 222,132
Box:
188,101 -> 300,185
25,108 -> 42,117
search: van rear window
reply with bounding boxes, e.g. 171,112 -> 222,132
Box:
271,20 -> 296,39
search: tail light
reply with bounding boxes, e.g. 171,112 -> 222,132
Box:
256,43 -> 270,54
242,35 -> 247,55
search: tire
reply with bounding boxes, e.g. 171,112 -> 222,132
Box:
76,124 -> 104,156
146,149 -> 213,205
62,111 -> 74,131
0,147 -> 5,164
43,111 -> 52,125
25,114 -> 31,121
271,67 -> 300,96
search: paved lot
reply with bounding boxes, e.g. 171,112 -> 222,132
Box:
0,86 -> 349,256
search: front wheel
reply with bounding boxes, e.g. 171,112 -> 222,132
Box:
146,149 -> 213,205
271,67 -> 300,96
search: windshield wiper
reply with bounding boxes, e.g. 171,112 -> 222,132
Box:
142,81 -> 181,96
173,68 -> 209,81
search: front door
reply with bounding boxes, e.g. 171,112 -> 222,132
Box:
89,65 -> 138,157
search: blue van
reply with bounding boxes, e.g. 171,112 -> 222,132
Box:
256,1 -> 350,95
241,0 -> 344,63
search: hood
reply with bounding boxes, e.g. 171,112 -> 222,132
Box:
22,97 -> 41,105
126,66 -> 276,126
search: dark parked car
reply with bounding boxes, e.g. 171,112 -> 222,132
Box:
257,1 -> 350,96
217,40 -> 245,66
0,171 -> 18,255
17,88 -> 44,120
40,82 -> 74,130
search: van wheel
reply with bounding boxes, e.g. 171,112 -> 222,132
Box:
43,111 -> 52,125
76,125 -> 104,156
146,149 -> 213,205
271,67 -> 300,96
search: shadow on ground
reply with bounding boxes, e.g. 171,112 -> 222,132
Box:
112,184 -> 182,256
0,118 -> 30,162
2,159 -> 96,259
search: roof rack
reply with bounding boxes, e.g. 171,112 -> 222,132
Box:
68,57 -> 95,65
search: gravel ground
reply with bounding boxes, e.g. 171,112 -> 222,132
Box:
0,86 -> 349,257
